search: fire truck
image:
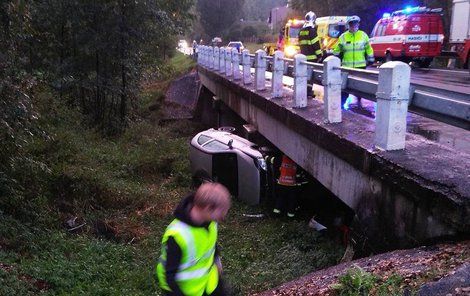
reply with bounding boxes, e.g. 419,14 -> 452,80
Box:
448,0 -> 470,69
264,19 -> 305,58
369,6 -> 445,68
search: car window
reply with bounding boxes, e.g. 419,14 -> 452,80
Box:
328,24 -> 346,38
197,135 -> 212,145
203,140 -> 229,151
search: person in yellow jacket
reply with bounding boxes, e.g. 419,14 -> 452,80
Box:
333,16 -> 374,106
156,183 -> 231,296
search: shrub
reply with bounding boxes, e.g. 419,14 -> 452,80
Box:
331,266 -> 377,296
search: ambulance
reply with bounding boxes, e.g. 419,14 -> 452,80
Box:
369,6 -> 444,68
316,16 -> 348,54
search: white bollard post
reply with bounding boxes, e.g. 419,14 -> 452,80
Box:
254,49 -> 266,91
213,47 -> 220,71
232,48 -> 241,80
202,46 -> 207,66
219,48 -> 225,73
375,61 -> 411,150
293,54 -> 308,108
197,45 -> 202,64
208,46 -> 214,69
322,56 -> 342,123
242,49 -> 252,85
204,46 -> 209,67
271,50 -> 284,98
225,49 -> 232,77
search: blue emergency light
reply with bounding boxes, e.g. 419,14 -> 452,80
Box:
382,12 -> 391,18
404,6 -> 414,13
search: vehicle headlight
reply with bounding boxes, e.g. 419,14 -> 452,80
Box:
284,45 -> 298,57
257,158 -> 267,171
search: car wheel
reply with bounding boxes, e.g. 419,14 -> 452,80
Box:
385,52 -> 393,63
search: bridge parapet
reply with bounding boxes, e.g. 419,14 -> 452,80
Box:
198,45 -> 412,150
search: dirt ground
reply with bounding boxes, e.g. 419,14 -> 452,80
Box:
256,241 -> 470,296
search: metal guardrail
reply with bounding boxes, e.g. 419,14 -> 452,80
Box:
197,45 -> 469,150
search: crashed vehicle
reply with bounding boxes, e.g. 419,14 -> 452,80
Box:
189,128 -> 267,205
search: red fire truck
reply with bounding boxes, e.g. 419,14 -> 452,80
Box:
448,0 -> 470,69
369,6 -> 445,68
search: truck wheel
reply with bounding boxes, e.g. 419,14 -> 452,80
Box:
385,52 -> 393,63
418,58 -> 432,68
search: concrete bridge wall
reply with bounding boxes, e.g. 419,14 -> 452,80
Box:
196,66 -> 469,249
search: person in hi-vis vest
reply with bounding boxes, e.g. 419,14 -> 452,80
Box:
156,183 -> 231,296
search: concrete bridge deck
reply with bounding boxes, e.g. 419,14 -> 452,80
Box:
197,65 -> 469,248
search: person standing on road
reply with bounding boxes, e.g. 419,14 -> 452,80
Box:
299,11 -> 322,96
333,15 -> 374,106
156,183 -> 231,296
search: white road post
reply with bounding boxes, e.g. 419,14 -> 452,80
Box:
271,50 -> 284,98
254,49 -> 266,91
293,54 -> 308,108
219,48 -> 225,73
375,61 -> 411,150
232,48 -> 241,80
242,49 -> 252,85
197,45 -> 202,64
208,46 -> 214,69
202,46 -> 207,66
322,56 -> 342,123
213,47 -> 220,71
225,48 -> 232,77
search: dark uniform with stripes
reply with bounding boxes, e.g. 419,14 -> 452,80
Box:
299,25 -> 322,62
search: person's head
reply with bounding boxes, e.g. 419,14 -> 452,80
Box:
347,15 -> 360,33
192,182 -> 231,223
305,11 -> 316,24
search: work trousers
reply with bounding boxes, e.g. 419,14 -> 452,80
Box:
275,184 -> 299,215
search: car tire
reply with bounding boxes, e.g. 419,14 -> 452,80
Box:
385,52 -> 393,63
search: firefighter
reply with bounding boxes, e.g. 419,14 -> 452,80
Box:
299,11 -> 322,96
272,155 -> 307,218
333,15 -> 374,106
156,183 -> 231,296
299,11 -> 322,62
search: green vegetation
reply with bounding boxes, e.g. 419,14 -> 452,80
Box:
331,266 -> 404,296
0,51 -> 344,295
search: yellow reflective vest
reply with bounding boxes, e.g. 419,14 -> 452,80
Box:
157,219 -> 219,296
333,30 -> 374,68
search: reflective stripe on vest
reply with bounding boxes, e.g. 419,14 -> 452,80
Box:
334,30 -> 373,68
278,156 -> 297,186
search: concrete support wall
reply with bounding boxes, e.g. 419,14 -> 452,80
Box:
197,69 -> 463,249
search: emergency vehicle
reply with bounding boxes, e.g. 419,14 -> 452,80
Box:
448,0 -> 470,69
316,16 -> 348,54
264,19 -> 305,57
370,6 -> 444,68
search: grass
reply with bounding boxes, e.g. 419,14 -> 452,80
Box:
0,52 -> 344,295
